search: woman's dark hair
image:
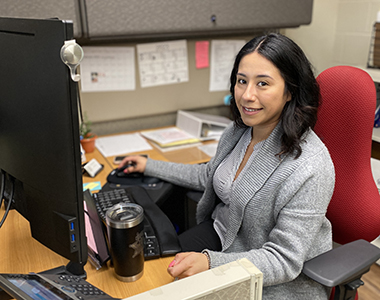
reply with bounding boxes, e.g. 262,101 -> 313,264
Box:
229,33 -> 320,158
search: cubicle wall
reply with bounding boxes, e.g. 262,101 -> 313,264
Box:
2,0 -> 314,134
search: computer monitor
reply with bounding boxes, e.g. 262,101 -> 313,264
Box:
0,17 -> 87,276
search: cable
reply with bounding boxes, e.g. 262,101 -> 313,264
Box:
0,170 -> 5,208
77,85 -> 84,124
0,175 -> 14,228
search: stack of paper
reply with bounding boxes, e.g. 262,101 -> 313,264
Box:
140,127 -> 200,148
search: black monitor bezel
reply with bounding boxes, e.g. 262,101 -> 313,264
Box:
0,17 -> 87,276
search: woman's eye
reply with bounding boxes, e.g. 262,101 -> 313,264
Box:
237,78 -> 246,84
258,81 -> 268,87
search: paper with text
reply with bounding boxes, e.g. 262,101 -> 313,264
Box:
95,133 -> 152,157
137,40 -> 189,88
80,46 -> 136,92
209,40 -> 246,92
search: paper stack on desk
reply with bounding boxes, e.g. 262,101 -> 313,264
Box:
140,127 -> 200,149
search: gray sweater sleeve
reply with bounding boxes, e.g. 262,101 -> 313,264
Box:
144,157 -> 212,191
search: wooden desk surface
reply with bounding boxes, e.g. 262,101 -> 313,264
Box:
147,140 -> 216,165
95,127 -> 216,169
0,150 -> 174,299
0,202 -> 174,299
0,149 -> 173,299
0,129 -> 215,299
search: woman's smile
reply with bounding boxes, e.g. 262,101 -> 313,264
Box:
242,106 -> 263,114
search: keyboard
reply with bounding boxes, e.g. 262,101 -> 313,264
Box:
0,273 -> 116,300
92,189 -> 160,260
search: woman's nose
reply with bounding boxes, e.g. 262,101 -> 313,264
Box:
242,85 -> 257,101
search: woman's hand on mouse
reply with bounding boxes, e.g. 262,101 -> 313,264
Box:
118,155 -> 147,174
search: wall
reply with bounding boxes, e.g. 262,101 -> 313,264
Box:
81,38 -> 247,135
83,38 -> 254,135
284,0 -> 380,75
80,39 -> 232,124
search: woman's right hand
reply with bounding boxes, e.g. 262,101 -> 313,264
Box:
118,155 -> 148,174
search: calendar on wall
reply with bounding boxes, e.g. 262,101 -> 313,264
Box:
137,40 -> 189,88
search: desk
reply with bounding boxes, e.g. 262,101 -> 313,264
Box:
94,128 -> 217,168
0,130 -> 215,299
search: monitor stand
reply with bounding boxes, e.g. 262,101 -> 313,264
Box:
39,262 -> 87,279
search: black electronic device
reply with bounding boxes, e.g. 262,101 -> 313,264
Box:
107,169 -> 162,189
113,156 -> 128,165
115,165 -> 140,178
0,273 -> 116,300
0,17 -> 87,276
92,187 -> 181,259
112,154 -> 148,165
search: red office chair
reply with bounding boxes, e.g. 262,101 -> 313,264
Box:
303,66 -> 380,300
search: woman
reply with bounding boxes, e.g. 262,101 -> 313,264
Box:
120,33 -> 335,299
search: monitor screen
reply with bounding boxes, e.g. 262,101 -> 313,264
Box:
0,17 -> 87,276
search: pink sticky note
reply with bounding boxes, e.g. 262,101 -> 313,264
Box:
196,41 -> 210,69
83,201 -> 98,253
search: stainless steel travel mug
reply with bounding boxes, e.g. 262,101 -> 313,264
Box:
106,202 -> 144,282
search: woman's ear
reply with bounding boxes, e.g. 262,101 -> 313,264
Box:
285,90 -> 292,102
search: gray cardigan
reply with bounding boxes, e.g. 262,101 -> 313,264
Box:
145,123 -> 335,300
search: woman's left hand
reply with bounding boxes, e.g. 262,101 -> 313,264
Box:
167,252 -> 209,279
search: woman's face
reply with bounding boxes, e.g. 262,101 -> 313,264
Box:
234,51 -> 291,132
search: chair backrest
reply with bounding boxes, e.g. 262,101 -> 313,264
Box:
314,66 -> 380,245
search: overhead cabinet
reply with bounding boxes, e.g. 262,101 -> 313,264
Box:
2,0 -> 313,42
80,0 -> 314,41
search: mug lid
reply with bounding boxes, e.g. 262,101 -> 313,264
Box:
106,202 -> 144,229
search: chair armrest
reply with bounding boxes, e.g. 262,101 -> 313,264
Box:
302,239 -> 380,287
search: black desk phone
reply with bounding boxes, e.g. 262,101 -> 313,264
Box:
0,273 -> 116,300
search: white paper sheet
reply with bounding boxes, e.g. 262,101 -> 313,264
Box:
137,40 -> 189,88
80,46 -> 136,92
95,133 -> 152,157
209,40 -> 246,92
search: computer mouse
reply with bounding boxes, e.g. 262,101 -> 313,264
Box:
116,165 -> 142,178
116,165 -> 129,177
142,176 -> 161,184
